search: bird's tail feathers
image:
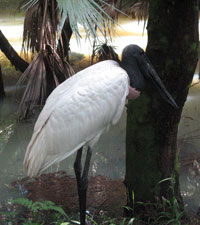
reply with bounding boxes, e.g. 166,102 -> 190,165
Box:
23,133 -> 46,178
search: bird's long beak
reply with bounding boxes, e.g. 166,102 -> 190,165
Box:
138,54 -> 178,109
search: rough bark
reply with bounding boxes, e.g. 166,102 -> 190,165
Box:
0,30 -> 29,72
125,0 -> 199,215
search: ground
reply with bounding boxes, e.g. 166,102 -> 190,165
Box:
9,171 -> 200,225
12,172 -> 127,218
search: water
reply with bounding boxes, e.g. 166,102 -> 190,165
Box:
178,74 -> 200,213
0,15 -> 200,214
0,16 -> 147,55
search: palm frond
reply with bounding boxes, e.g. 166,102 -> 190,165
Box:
22,0 -> 59,55
92,43 -> 119,63
17,49 -> 74,120
129,1 -> 149,21
18,0 -> 74,120
100,0 -> 122,20
22,2 -> 41,55
121,0 -> 149,21
17,53 -> 46,120
57,0 -> 116,44
18,0 -> 120,120
20,0 -> 39,11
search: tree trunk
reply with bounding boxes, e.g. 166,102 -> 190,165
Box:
0,30 -> 29,72
125,0 -> 199,215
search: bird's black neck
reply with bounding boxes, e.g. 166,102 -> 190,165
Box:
121,60 -> 146,92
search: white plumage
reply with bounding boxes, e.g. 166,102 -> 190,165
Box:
24,60 -> 130,177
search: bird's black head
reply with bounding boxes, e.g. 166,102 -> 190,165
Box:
121,44 -> 178,108
121,45 -> 146,91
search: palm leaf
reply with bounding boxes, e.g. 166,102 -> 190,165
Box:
92,43 -> 119,63
20,0 -> 39,10
22,0 -> 117,45
17,49 -> 74,120
57,0 -> 116,44
18,0 -> 74,120
17,53 -> 46,120
22,0 -> 59,55
18,0 -> 119,120
121,0 -> 149,21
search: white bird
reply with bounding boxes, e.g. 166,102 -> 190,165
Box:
23,45 -> 178,225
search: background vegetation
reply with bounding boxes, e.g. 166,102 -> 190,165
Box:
0,0 -> 24,16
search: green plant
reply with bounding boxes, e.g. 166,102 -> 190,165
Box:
154,196 -> 183,225
12,198 -> 67,216
1,198 -> 74,225
156,177 -> 183,225
137,177 -> 184,225
85,210 -> 136,225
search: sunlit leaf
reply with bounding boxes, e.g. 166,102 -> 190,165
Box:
127,218 -> 135,225
57,0 -> 115,44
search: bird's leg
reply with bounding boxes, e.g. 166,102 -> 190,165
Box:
74,148 -> 83,220
74,147 -> 92,225
80,147 -> 92,224
74,148 -> 83,190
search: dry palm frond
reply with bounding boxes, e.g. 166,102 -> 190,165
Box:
91,0 -> 121,64
43,45 -> 74,89
129,0 -> 149,21
18,0 -> 118,120
93,43 -> 120,63
17,49 -> 74,120
18,0 -> 74,120
99,0 -> 122,20
22,2 -> 43,55
121,0 -> 149,21
17,52 -> 47,120
22,0 -> 59,56
57,19 -> 73,62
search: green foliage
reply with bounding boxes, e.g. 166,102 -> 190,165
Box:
158,177 -> 183,225
0,55 -> 22,84
1,197 -> 138,225
0,0 -> 24,16
0,195 -> 187,225
12,198 -> 67,216
1,198 -> 72,225
0,179 -> 186,225
57,0 -> 115,44
86,214 -> 135,225
22,0 -> 115,45
136,177 -> 184,225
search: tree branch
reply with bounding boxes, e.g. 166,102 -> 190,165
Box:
0,30 -> 29,72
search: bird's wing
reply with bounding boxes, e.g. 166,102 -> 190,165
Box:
24,60 -> 129,177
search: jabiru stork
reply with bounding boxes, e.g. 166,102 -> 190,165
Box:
23,44 -> 178,225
